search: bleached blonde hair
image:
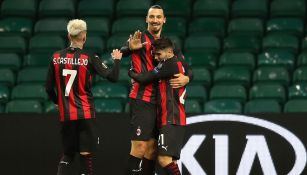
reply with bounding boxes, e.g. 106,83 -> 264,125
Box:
67,19 -> 87,36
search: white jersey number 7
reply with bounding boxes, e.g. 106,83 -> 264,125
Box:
62,69 -> 77,96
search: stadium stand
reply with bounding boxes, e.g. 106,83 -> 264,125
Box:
0,0 -> 306,114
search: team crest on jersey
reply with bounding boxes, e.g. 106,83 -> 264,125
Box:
136,126 -> 142,136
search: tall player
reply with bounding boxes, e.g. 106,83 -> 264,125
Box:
129,37 -> 187,175
45,19 -> 122,175
121,5 -> 193,175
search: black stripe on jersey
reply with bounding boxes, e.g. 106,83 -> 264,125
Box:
173,88 -> 180,124
72,51 -> 85,119
59,50 -> 70,121
166,82 -> 174,124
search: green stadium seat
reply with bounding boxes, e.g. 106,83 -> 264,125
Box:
107,34 -> 128,51
193,0 -> 230,18
0,53 -> 21,71
17,67 -> 48,84
39,0 -> 75,18
156,0 -> 191,17
219,52 -> 255,70
288,83 -> 307,100
0,104 -> 5,113
266,18 -> 304,37
204,99 -> 242,114
301,37 -> 307,51
78,0 -> 114,17
11,84 -> 48,101
210,85 -> 246,102
0,17 -> 33,37
0,84 -> 10,104
231,0 -> 268,18
96,67 -> 130,85
34,18 -> 68,36
164,17 -> 187,38
249,83 -> 286,103
1,0 -> 37,18
244,99 -> 281,113
284,99 -> 307,112
84,18 -> 110,38
116,0 -> 151,17
184,35 -> 220,54
189,68 -> 211,87
253,67 -> 290,85
0,36 -> 26,54
23,53 -> 52,67
186,85 -> 207,103
44,101 -> 58,113
214,66 -> 251,87
84,36 -> 105,55
257,51 -> 295,70
168,36 -> 183,49
223,35 -> 260,54
189,17 -> 225,37
92,83 -> 128,101
29,35 -> 66,54
185,99 -> 202,113
293,67 -> 307,83
124,102 -> 130,113
111,18 -> 146,35
0,69 -> 15,86
271,0 -> 306,18
94,99 -> 123,113
228,18 -> 264,37
5,100 -> 43,113
297,51 -> 307,67
185,52 -> 217,70
262,34 -> 299,54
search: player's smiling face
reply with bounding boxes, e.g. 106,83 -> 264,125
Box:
146,8 -> 166,34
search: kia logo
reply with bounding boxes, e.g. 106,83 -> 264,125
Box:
178,114 -> 307,175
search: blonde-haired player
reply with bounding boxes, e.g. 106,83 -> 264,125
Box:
46,19 -> 123,175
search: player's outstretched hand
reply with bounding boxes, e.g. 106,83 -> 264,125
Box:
111,49 -> 123,60
170,73 -> 190,88
128,30 -> 148,51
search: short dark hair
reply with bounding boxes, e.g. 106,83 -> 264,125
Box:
152,37 -> 174,51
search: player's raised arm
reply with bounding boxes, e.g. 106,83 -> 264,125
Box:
91,49 -> 122,82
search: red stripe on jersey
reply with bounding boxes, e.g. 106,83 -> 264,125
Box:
177,62 -> 186,125
53,53 -> 65,121
65,53 -> 78,120
160,80 -> 168,126
78,54 -> 91,119
142,34 -> 154,102
129,52 -> 142,99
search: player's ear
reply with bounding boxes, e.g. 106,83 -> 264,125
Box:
163,17 -> 166,24
145,15 -> 149,24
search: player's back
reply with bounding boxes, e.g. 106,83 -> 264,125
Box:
52,47 -> 95,121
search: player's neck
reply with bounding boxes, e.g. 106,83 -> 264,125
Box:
148,29 -> 161,39
70,42 -> 83,49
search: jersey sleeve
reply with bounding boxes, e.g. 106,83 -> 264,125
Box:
174,45 -> 194,81
45,60 -> 58,104
129,60 -> 177,85
90,54 -> 120,82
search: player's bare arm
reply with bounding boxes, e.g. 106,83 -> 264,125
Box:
170,73 -> 190,89
128,30 -> 148,50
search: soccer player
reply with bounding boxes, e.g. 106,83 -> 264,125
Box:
45,19 -> 122,175
121,5 -> 192,175
129,37 -> 187,175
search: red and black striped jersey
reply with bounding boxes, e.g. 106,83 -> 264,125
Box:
124,30 -> 193,104
129,30 -> 157,103
45,47 -> 120,122
128,57 -> 187,126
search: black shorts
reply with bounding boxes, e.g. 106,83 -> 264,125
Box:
130,99 -> 158,141
158,125 -> 185,160
60,119 -> 98,156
